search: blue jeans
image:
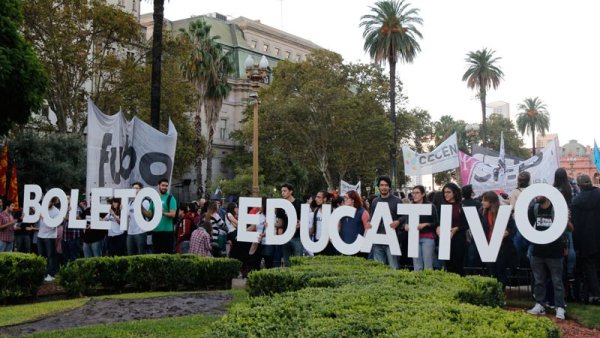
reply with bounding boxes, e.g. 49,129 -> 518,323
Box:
127,233 -> 147,255
0,240 -> 13,252
371,244 -> 399,270
179,241 -> 190,254
530,255 -> 565,308
38,238 -> 57,277
14,235 -> 31,253
83,240 -> 103,258
282,237 -> 303,267
413,238 -> 435,271
62,239 -> 81,264
566,232 -> 576,276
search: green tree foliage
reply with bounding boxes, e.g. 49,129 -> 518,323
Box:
11,132 -> 85,193
231,50 -> 392,192
0,0 -> 47,136
360,0 -> 423,188
23,0 -> 143,133
462,48 -> 504,147
486,114 -> 529,159
179,19 -> 233,194
516,97 -> 550,156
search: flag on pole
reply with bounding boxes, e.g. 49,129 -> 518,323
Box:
594,139 -> 600,172
9,165 -> 18,209
0,143 -> 8,197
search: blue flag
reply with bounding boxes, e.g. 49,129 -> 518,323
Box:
595,139 -> 600,172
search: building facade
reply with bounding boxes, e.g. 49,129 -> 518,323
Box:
140,13 -> 321,199
559,139 -> 600,187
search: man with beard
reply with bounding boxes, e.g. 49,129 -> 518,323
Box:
145,178 -> 177,254
369,176 -> 402,269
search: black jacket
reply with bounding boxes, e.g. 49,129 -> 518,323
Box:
571,186 -> 600,257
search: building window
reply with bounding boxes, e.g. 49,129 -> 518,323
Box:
250,40 -> 257,49
296,54 -> 302,61
220,118 -> 228,140
118,0 -> 125,7
274,47 -> 280,56
263,43 -> 269,52
285,51 -> 291,59
132,0 -> 136,11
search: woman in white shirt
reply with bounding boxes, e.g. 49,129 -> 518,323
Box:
38,197 -> 60,281
105,198 -> 126,256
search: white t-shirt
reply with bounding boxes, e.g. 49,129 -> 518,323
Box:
127,200 -> 149,235
38,206 -> 59,239
106,213 -> 124,237
225,212 -> 237,233
257,213 -> 267,244
307,208 -> 323,241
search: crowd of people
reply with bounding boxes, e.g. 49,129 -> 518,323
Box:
1,170 -> 599,320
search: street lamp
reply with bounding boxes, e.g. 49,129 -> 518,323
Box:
245,55 -> 269,197
465,123 -> 480,155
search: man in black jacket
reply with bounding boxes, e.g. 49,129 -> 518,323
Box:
571,174 -> 600,304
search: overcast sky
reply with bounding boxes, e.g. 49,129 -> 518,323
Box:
141,0 -> 600,148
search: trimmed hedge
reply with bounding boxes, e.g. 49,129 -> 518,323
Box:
58,254 -> 241,296
210,256 -> 559,337
0,253 -> 46,302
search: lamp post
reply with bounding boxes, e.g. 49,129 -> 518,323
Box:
245,55 -> 269,197
465,123 -> 480,155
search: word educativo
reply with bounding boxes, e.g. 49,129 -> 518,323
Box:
21,184 -> 567,263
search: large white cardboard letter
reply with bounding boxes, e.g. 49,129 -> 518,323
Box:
23,184 -> 42,223
464,205 -> 512,262
438,205 -> 452,260
329,205 -> 363,255
265,198 -> 297,245
398,204 -> 431,258
514,184 -> 568,244
301,204 -> 331,254
362,202 -> 401,255
237,197 -> 262,243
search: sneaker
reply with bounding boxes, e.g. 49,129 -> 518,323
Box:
556,307 -> 566,320
44,275 -> 55,282
528,303 -> 545,315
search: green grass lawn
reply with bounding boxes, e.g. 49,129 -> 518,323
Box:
0,289 -> 248,337
0,299 -> 90,327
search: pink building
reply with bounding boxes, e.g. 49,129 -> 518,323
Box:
559,140 -> 600,187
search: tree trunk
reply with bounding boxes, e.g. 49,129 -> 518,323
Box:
531,128 -> 536,156
480,85 -> 487,147
389,57 -> 397,190
150,0 -> 164,130
194,104 -> 203,198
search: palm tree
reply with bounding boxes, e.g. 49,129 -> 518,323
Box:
204,48 -> 233,190
462,48 -> 504,147
180,20 -> 220,197
360,0 -> 423,188
516,97 -> 550,155
150,0 -> 165,130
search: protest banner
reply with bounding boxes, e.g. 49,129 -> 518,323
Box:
402,133 -> 459,176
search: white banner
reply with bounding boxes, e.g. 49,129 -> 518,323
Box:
340,180 -> 361,195
86,100 -> 178,195
460,138 -> 560,196
402,133 -> 460,176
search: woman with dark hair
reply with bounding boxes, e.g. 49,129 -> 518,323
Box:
554,168 -> 573,207
175,203 -> 193,254
339,190 -> 371,256
105,198 -> 127,256
404,185 -> 438,271
206,201 -> 227,257
554,167 -> 576,282
480,191 -> 515,288
510,171 -> 531,211
437,182 -> 468,276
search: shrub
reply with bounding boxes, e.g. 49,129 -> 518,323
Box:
58,254 -> 241,296
0,253 -> 46,302
210,256 -> 559,337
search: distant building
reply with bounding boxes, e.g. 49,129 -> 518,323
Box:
486,101 -> 510,120
140,12 -> 322,199
559,140 -> 600,187
536,133 -> 558,150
